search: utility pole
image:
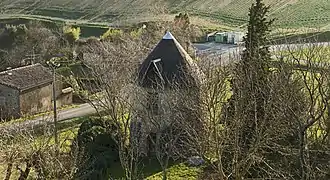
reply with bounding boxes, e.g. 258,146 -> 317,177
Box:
52,65 -> 58,148
47,57 -> 60,152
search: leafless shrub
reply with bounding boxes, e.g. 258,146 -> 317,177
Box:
0,122 -> 76,180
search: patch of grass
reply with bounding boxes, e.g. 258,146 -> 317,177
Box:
0,111 -> 51,127
56,116 -> 89,148
27,116 -> 88,150
145,163 -> 202,180
31,116 -> 89,138
34,125 -> 79,153
57,116 -> 89,130
107,157 -> 194,179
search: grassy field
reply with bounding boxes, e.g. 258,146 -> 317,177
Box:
1,0 -> 330,29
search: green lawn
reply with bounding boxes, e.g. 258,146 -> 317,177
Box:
33,116 -> 86,153
146,163 -> 202,180
106,158 -> 202,180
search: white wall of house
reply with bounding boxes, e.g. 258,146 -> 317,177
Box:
226,32 -> 244,44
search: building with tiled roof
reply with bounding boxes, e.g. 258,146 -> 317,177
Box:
0,63 -> 53,120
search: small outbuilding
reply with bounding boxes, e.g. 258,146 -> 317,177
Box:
227,31 -> 244,44
206,31 -> 217,42
213,31 -> 244,44
215,32 -> 226,43
0,63 -> 53,120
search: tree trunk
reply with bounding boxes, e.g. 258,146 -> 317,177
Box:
4,161 -> 13,180
162,168 -> 167,180
161,152 -> 170,180
18,161 -> 32,180
299,130 -> 306,180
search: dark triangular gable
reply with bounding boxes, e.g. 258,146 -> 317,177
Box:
138,32 -> 197,88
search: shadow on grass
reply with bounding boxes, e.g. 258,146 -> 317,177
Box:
108,156 -> 179,179
57,116 -> 89,130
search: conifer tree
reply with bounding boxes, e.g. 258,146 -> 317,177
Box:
230,0 -> 274,149
243,0 -> 273,72
243,0 -> 273,114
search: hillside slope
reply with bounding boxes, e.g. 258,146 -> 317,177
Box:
0,0 -> 329,29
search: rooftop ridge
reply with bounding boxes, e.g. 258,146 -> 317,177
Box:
0,63 -> 52,91
0,63 -> 42,75
162,31 -> 175,40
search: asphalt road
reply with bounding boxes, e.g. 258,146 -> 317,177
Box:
0,103 -> 97,134
2,41 -> 330,134
193,42 -> 330,65
193,42 -> 330,56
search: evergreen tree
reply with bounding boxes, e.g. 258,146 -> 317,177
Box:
73,117 -> 120,180
231,0 -> 274,149
242,0 -> 273,73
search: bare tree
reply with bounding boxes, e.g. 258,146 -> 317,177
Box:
175,42 -> 329,180
281,42 -> 330,179
0,122 -> 76,180
73,33 -> 151,179
2,22 -> 65,68
72,22 -> 202,179
132,81 -> 201,180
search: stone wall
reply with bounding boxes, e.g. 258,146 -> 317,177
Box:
131,85 -> 202,156
131,87 -> 186,155
19,84 -> 52,116
132,88 -> 192,132
56,87 -> 73,107
0,84 -> 20,120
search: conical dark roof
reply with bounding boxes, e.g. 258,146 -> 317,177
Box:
138,32 -> 202,88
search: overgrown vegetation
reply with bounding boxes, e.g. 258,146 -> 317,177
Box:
1,1 -> 330,179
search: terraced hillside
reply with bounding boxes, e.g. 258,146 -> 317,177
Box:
0,0 -> 330,29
